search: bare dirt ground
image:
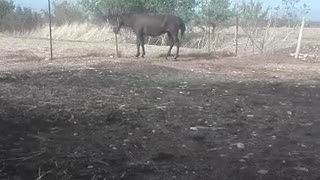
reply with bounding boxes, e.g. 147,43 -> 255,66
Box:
1,35 -> 320,180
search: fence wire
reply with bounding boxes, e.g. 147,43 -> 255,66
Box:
0,0 -> 308,60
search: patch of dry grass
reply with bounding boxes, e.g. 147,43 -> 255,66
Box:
5,22 -> 122,43
157,50 -> 235,60
3,22 -> 320,58
1,49 -> 43,62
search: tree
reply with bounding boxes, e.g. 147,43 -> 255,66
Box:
175,0 -> 199,23
198,0 -> 232,25
52,0 -> 87,25
235,0 -> 270,53
236,0 -> 269,27
0,0 -> 14,21
274,0 -> 310,27
1,5 -> 43,31
145,0 -> 175,14
80,0 -> 198,23
80,0 -> 146,18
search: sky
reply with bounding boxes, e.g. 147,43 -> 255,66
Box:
14,0 -> 320,21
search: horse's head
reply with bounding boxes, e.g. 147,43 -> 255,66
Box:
113,16 -> 123,34
113,14 -> 133,34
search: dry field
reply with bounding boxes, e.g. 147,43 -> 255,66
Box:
1,32 -> 320,180
5,23 -> 320,54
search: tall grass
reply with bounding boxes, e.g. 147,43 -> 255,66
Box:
4,22 -> 320,56
5,23 -> 120,43
4,22 -> 215,48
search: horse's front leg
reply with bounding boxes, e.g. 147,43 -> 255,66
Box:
173,35 -> 181,60
166,32 -> 174,59
136,35 -> 141,57
140,35 -> 145,58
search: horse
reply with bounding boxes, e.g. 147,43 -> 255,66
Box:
113,13 -> 186,60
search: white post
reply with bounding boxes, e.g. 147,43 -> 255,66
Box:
48,0 -> 53,60
295,17 -> 305,59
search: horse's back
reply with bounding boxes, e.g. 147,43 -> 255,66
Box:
130,13 -> 185,36
133,14 -> 183,24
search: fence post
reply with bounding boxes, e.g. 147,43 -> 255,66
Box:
48,0 -> 53,60
207,0 -> 211,54
235,16 -> 239,56
295,17 -> 305,59
115,33 -> 119,58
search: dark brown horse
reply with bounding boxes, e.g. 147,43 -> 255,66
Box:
113,13 -> 186,59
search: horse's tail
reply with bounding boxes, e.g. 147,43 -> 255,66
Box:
180,21 -> 186,40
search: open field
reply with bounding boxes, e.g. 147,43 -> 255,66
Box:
4,23 -> 320,55
1,35 -> 320,180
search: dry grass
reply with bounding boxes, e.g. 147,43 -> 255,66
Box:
3,23 -> 213,48
0,33 -> 204,62
3,22 -> 320,58
157,50 -> 235,60
212,26 -> 320,55
5,23 -> 122,43
1,33 -> 320,82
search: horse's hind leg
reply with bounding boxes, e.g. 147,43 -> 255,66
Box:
173,34 -> 181,60
166,32 -> 174,58
135,35 -> 141,57
140,35 -> 145,58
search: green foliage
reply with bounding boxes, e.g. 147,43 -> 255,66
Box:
146,0 -> 199,23
281,0 -> 310,15
1,0 -> 88,31
1,6 -> 43,31
235,0 -> 269,27
0,0 -> 14,20
80,0 -> 146,17
175,0 -> 199,23
145,0 -> 175,13
233,0 -> 271,53
198,0 -> 232,25
273,0 -> 310,26
80,0 -> 199,23
52,0 -> 87,25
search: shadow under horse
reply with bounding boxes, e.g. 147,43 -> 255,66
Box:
113,13 -> 186,60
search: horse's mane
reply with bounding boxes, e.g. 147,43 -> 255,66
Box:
119,12 -> 159,17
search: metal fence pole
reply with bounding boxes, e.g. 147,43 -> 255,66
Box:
295,17 -> 305,59
115,33 -> 119,58
235,16 -> 239,56
207,0 -> 211,54
48,0 -> 53,60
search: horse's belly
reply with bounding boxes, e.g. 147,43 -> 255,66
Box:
144,26 -> 165,36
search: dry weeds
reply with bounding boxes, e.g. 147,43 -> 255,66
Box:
3,22 -> 320,57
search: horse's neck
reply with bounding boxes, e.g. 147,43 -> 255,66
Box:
123,15 -> 136,28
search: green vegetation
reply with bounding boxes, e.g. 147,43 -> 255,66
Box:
0,0 -> 312,31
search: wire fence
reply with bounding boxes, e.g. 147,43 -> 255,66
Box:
0,0 -> 314,62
